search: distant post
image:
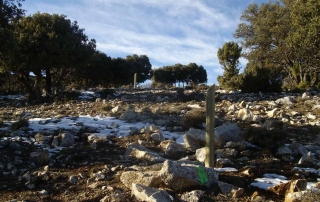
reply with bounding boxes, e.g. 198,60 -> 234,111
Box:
134,73 -> 137,89
205,85 -> 215,168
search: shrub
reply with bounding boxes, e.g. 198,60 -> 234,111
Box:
11,119 -> 29,130
98,89 -> 116,98
243,123 -> 287,150
297,81 -> 310,90
181,109 -> 206,130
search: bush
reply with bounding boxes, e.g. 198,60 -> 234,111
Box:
297,81 -> 310,90
11,119 -> 29,130
243,123 -> 287,150
98,89 -> 116,98
181,109 -> 206,130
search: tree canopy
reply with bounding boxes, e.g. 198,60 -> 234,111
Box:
152,63 -> 207,87
233,0 -> 320,90
217,41 -> 242,89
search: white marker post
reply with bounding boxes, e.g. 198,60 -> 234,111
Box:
134,73 -> 137,89
205,85 -> 215,168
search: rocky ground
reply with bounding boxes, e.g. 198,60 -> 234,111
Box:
0,88 -> 320,202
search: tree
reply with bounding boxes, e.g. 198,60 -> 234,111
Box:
151,63 -> 207,87
186,63 -> 207,85
234,0 -> 320,90
3,12 -> 95,101
240,60 -> 283,93
126,54 -> 152,84
0,0 -> 24,54
73,50 -> 112,88
284,0 -> 320,87
217,41 -> 242,89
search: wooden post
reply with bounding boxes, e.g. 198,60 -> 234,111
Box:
205,85 -> 215,168
134,73 -> 137,89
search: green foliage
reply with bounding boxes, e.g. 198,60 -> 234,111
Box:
240,62 -> 283,93
10,119 -> 29,130
234,0 -> 320,90
297,81 -> 311,90
152,63 -> 207,87
109,55 -> 152,87
217,41 -> 242,90
1,12 -> 96,102
0,0 -> 24,55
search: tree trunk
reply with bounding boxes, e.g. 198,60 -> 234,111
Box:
33,72 -> 43,103
18,73 -> 36,101
45,67 -> 52,96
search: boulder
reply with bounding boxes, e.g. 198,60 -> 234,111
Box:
237,108 -> 254,122
111,106 -> 122,113
268,179 -> 307,196
224,141 -> 247,151
131,183 -> 173,202
215,123 -> 242,149
163,141 -> 186,159
285,191 -> 308,202
30,149 -> 49,166
275,96 -> 297,105
217,181 -> 244,198
60,133 -> 75,147
267,108 -> 279,118
124,143 -> 165,163
297,151 -> 313,166
120,171 -> 162,189
180,190 -> 205,202
183,129 -> 206,151
159,160 -> 218,191
195,147 -> 206,163
215,148 -> 238,158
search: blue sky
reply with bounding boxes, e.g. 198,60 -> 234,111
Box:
21,0 -> 267,85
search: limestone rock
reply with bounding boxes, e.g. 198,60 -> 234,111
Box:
164,141 -> 186,159
267,108 -> 279,118
131,183 -> 173,202
224,141 -> 247,151
268,179 -> 307,196
183,128 -> 206,152
124,143 -> 165,163
217,181 -> 244,198
111,106 -> 122,113
195,147 -> 206,163
275,96 -> 297,105
30,149 -> 49,166
180,190 -> 205,202
285,191 -> 308,202
160,160 -> 218,191
120,171 -> 162,189
215,148 -> 238,158
215,123 -> 242,149
60,133 -> 74,147
150,131 -> 164,141
237,108 -> 254,122
297,151 -> 313,166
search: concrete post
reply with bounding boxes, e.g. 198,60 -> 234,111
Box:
134,73 -> 137,89
205,85 -> 215,168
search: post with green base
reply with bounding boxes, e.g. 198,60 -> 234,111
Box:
205,85 -> 215,168
134,73 -> 137,89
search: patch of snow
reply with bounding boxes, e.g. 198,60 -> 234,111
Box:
215,167 -> 238,172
